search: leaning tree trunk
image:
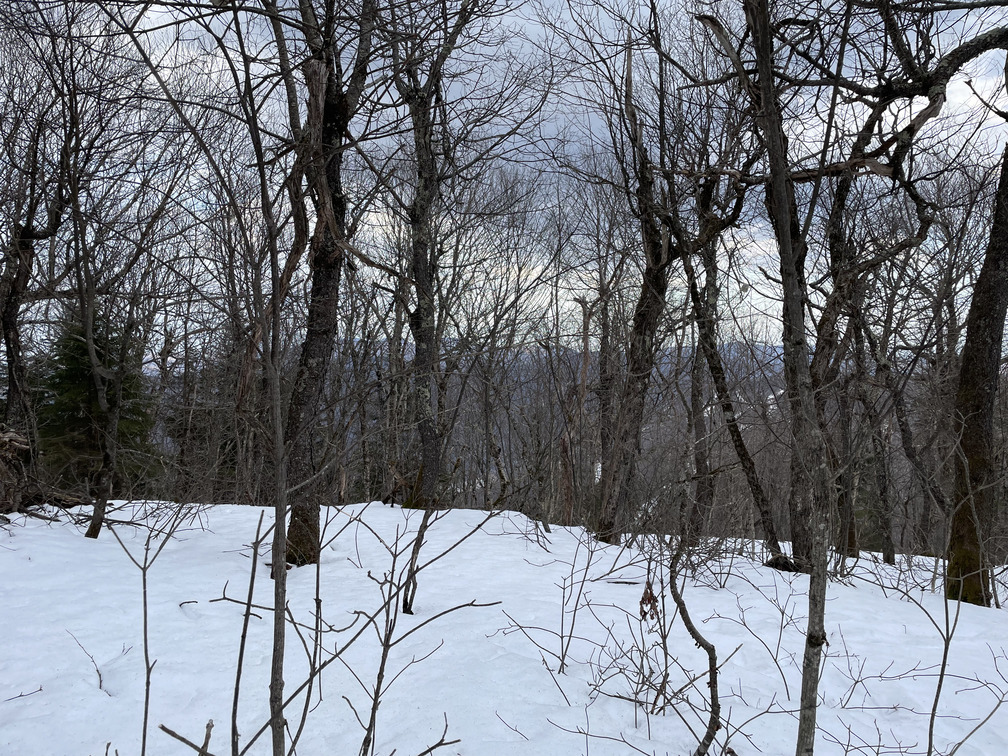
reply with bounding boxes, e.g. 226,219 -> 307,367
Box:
682,250 -> 787,561
945,146 -> 1008,606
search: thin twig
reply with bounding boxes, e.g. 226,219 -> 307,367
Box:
233,512 -> 265,756
67,631 -> 108,696
159,723 -> 220,756
3,685 -> 42,702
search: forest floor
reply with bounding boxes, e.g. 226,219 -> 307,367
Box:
1,502 -> 1006,755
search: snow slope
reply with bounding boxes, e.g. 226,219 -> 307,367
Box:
1,503 -> 1005,755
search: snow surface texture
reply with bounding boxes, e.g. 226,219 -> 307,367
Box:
1,502 -> 1006,756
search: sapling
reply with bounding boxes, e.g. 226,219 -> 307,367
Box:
107,502 -> 191,756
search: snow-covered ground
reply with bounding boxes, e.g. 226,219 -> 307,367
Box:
1,502 -> 1006,755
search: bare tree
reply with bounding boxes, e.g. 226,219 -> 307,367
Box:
379,0 -> 545,609
0,2 -> 72,445
551,0 -> 765,546
695,0 -> 1008,751
270,0 -> 380,566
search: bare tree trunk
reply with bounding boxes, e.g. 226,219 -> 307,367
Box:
853,325 -> 895,564
946,146 -> 1008,605
285,251 -> 343,564
742,1 -> 833,752
872,431 -> 896,564
0,231 -> 35,438
388,0 -> 517,608
596,243 -> 670,543
72,194 -> 143,540
84,390 -> 122,539
399,112 -> 441,614
405,105 -> 441,513
596,44 -> 672,544
284,5 -> 377,565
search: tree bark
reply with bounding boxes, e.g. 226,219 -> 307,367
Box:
835,387 -> 857,560
399,90 -> 441,616
945,145 -> 1008,606
284,250 -> 343,564
389,1 -> 484,610
596,44 -> 672,544
742,1 -> 834,752
595,235 -> 670,543
853,325 -> 896,564
0,230 -> 35,438
405,96 -> 441,511
283,5 -> 376,565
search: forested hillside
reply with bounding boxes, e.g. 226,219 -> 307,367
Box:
1,1 -> 1007,753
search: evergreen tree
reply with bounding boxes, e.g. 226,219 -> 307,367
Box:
35,316 -> 153,496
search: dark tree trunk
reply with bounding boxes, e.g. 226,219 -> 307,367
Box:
596,48 -> 671,544
83,344 -> 125,541
595,230 -> 669,544
285,248 -> 344,564
400,97 -> 441,614
0,231 -> 34,439
945,146 -> 1008,606
684,242 -> 717,545
285,52 -> 364,565
872,431 -> 896,565
405,95 -> 441,511
84,409 -> 119,540
392,3 -> 487,610
854,326 -> 896,564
